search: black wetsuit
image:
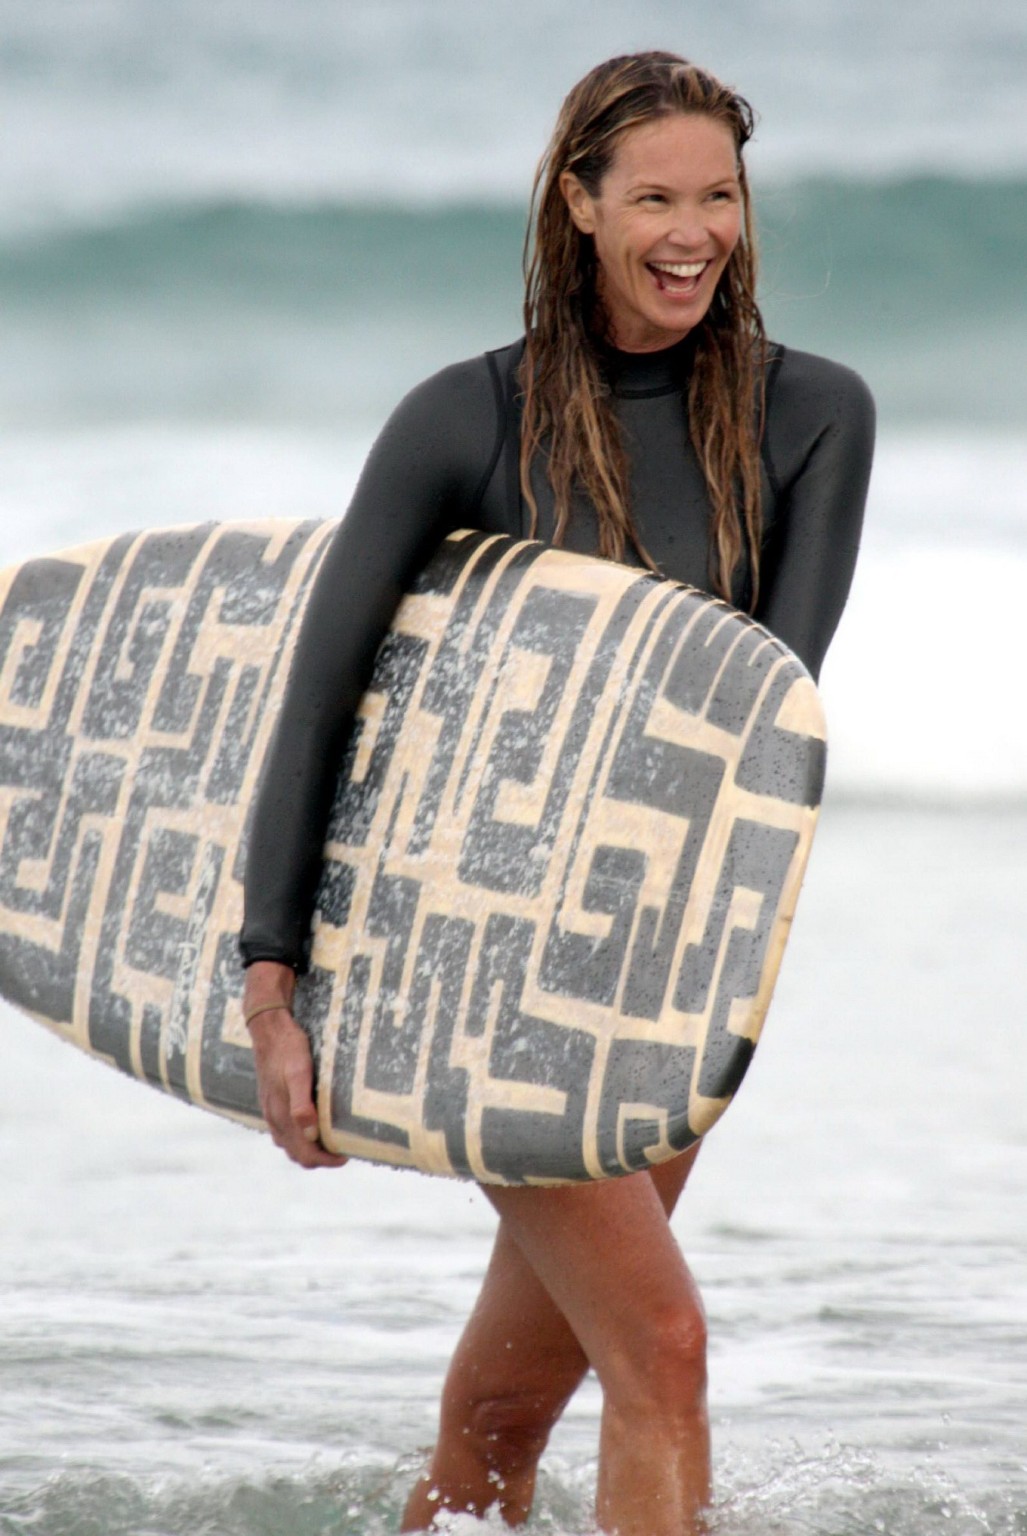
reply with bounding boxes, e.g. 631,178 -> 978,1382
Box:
240,335 -> 875,972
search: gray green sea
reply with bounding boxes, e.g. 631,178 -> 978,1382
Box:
1,2 -> 1025,1531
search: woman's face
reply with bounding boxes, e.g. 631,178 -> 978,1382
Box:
560,112 -> 743,353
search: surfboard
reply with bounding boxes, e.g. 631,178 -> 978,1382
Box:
0,522 -> 825,1183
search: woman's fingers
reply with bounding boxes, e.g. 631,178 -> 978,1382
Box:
248,1011 -> 348,1170
286,1063 -> 320,1141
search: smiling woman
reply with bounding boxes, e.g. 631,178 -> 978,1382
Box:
559,114 -> 742,351
238,50 -> 875,1536
517,55 -> 769,607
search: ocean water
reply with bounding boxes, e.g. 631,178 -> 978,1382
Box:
2,2 -> 1026,1532
3,807 -> 1026,1534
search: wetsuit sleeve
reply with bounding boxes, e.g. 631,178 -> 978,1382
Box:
239,356 -> 500,971
755,351 -> 876,681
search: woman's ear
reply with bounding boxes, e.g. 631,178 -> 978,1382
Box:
559,171 -> 597,235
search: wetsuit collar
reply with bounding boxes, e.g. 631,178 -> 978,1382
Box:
598,330 -> 700,397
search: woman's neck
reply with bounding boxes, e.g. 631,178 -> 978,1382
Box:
598,330 -> 699,395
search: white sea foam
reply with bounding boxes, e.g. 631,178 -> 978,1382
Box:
0,424 -> 366,567
821,432 -> 1027,801
823,543 -> 1027,801
868,432 -> 1027,549
2,425 -> 1024,801
2,0 -> 1025,235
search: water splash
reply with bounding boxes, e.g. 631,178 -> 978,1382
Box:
2,1443 -> 1022,1536
714,1436 -> 1026,1536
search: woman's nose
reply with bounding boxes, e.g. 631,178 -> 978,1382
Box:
665,203 -> 707,248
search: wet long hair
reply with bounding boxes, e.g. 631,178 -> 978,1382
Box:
521,51 -> 767,605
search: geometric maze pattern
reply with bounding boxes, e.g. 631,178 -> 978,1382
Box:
0,520 -> 333,1124
0,523 -> 825,1185
304,530 -> 826,1182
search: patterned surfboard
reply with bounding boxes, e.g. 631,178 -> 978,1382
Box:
0,523 -> 825,1183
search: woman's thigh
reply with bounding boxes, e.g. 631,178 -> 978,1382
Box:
440,1145 -> 702,1417
481,1147 -> 705,1395
648,1141 -> 701,1216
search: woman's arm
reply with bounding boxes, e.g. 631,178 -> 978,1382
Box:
240,353 -> 502,972
238,353 -> 503,1166
755,349 -> 876,681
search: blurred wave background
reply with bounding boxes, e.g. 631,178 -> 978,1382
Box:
3,0 -> 1026,797
2,4 -> 1025,1533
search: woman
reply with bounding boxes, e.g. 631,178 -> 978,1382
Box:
240,52 -> 874,1535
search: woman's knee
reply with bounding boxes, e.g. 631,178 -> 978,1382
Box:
438,1344 -> 585,1475
603,1299 -> 708,1420
460,1389 -> 559,1475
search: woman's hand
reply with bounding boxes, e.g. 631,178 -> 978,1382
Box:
243,961 -> 347,1171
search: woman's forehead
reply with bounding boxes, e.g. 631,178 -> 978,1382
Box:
606,113 -> 739,185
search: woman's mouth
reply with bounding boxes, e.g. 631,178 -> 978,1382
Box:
647,259 -> 709,295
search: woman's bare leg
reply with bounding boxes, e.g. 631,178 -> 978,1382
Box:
401,1214 -> 589,1528
488,1168 -> 710,1536
401,1145 -> 703,1532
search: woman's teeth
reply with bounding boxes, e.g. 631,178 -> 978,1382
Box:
649,260 -> 707,279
